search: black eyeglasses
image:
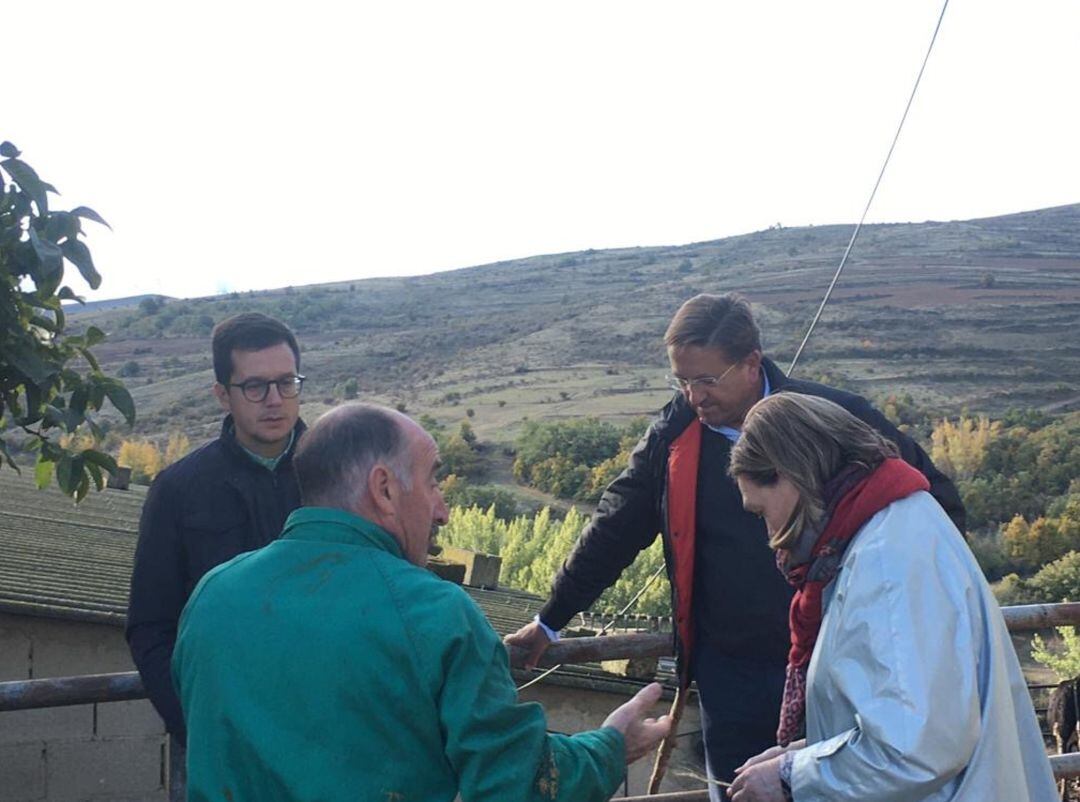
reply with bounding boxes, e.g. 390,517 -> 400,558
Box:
228,375 -> 306,403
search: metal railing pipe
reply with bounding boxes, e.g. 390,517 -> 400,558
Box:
1002,602 -> 1080,631
0,671 -> 144,712
507,631 -> 672,670
4,603 -> 1080,714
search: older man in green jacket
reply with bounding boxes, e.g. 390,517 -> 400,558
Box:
173,403 -> 670,802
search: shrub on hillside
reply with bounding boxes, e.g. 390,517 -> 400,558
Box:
1022,551 -> 1080,604
513,417 -> 648,502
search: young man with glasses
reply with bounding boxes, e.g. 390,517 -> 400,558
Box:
506,293 -> 966,800
127,312 -> 308,742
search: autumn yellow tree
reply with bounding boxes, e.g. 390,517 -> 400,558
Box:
1001,514 -> 1065,572
164,432 -> 191,464
118,440 -> 164,484
930,414 -> 1000,481
117,431 -> 192,485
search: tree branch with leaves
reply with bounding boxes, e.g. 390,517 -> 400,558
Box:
0,141 -> 135,499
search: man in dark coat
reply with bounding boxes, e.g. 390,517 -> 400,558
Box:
126,313 -> 307,740
506,293 -> 965,800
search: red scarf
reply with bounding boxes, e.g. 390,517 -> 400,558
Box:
776,458 -> 929,746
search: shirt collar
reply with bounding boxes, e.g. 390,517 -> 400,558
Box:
238,428 -> 296,472
281,507 -> 404,559
705,369 -> 772,443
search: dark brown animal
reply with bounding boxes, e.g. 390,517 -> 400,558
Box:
1048,677 -> 1080,799
1049,678 -> 1080,754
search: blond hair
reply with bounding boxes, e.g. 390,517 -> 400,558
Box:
728,393 -> 897,550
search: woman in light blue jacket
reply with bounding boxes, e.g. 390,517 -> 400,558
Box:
725,392 -> 1056,802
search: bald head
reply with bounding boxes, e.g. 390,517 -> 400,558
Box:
294,403 -> 414,512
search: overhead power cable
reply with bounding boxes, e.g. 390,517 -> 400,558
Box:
788,0 -> 952,376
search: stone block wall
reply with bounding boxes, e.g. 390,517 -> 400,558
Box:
0,613 -> 168,802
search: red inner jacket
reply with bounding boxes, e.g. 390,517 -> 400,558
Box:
666,418 -> 702,686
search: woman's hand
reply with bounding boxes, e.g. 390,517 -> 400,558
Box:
736,744 -> 787,772
728,755 -> 786,802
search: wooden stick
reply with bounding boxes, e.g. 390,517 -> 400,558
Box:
647,685 -> 688,794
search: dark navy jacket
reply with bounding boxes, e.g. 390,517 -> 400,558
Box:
125,417 -> 304,736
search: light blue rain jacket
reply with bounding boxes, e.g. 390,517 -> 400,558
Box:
789,491 -> 1057,801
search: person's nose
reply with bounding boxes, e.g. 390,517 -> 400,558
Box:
686,382 -> 708,407
434,492 -> 450,526
263,382 -> 284,406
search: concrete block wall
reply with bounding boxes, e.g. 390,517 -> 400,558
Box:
1,612 -> 702,799
0,613 -> 167,802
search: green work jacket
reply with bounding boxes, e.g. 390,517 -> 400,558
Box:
173,507 -> 624,801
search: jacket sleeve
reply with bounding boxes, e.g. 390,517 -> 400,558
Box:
125,474 -> 187,736
844,395 -> 967,533
440,598 -> 625,802
789,504 -> 981,800
539,428 -> 665,630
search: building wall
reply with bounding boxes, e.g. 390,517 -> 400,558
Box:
1,612 -> 705,799
0,612 -> 167,802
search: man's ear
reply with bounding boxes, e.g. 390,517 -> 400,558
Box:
213,382 -> 231,412
745,349 -> 763,373
367,464 -> 397,517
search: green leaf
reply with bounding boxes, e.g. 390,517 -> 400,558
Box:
84,415 -> 104,441
103,380 -> 136,425
45,211 -> 80,244
39,439 -> 63,463
60,239 -> 101,289
29,228 -> 63,277
55,454 -> 78,494
70,386 -> 88,415
83,449 -> 119,475
0,439 -> 19,471
70,206 -> 111,230
35,458 -> 55,489
87,380 -> 105,409
86,461 -> 104,492
84,326 -> 106,346
7,340 -> 54,385
78,347 -> 101,373
58,287 -> 85,304
0,141 -> 21,158
42,403 -> 78,431
29,314 -> 60,334
1,157 -> 49,213
74,472 -> 91,503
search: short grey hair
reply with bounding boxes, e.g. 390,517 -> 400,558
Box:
728,392 -> 897,550
294,403 -> 413,511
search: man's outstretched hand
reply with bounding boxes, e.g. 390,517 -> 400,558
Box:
504,621 -> 553,670
602,682 -> 673,764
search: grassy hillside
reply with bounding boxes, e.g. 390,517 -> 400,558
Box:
71,203 -> 1080,448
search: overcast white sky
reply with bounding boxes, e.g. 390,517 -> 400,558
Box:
7,1 -> 1078,301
